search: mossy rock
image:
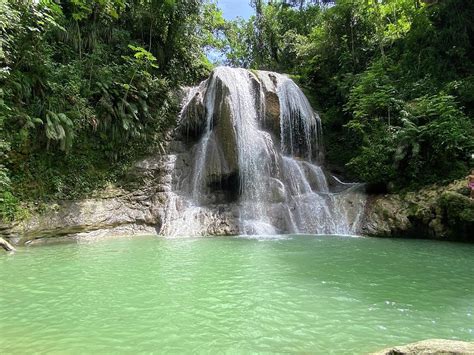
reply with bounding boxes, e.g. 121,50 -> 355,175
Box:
363,179 -> 473,242
438,191 -> 474,242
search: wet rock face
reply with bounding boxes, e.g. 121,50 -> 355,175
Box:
0,145 -> 181,245
178,87 -> 206,140
161,67 -> 365,237
263,91 -> 281,136
257,72 -> 281,138
2,67 -> 367,244
1,188 -> 163,245
212,97 -> 239,179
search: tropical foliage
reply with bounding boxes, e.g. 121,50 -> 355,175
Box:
0,0 -> 224,221
1,0 -> 473,222
222,0 -> 474,190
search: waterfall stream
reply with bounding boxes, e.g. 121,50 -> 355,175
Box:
160,67 -> 365,236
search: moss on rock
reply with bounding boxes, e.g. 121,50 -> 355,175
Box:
363,178 -> 474,242
438,191 -> 474,241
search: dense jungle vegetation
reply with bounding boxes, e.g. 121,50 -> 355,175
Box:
1,0 -> 473,221
0,0 -> 225,220
230,0 -> 474,191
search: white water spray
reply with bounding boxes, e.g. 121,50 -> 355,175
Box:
160,67 -> 365,236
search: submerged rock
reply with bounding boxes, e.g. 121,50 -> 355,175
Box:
373,339 -> 474,355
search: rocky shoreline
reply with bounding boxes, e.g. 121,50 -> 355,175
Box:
1,166 -> 472,247
362,178 -> 473,243
1,69 -> 472,246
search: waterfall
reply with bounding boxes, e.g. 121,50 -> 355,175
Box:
160,67 -> 365,236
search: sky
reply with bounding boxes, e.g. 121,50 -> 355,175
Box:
217,0 -> 254,20
206,1 -> 254,63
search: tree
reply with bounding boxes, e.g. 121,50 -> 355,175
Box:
0,0 -> 226,221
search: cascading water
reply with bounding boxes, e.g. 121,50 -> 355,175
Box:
160,67 -> 365,236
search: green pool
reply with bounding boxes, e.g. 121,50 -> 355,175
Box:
1,235 -> 473,353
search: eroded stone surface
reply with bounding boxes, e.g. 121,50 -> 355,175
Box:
362,179 -> 474,242
3,68 -> 472,245
372,339 -> 474,355
4,194 -> 160,245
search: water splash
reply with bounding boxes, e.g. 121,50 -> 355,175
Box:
278,78 -> 322,162
160,67 -> 366,236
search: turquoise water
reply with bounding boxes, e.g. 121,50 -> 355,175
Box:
1,235 -> 473,353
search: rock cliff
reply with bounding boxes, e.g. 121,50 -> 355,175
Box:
1,67 -> 472,245
363,178 -> 474,242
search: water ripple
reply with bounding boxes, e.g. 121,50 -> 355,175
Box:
1,235 -> 473,353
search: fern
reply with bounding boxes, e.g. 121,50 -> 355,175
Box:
45,111 -> 74,151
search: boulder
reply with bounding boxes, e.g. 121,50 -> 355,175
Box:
362,178 -> 474,242
373,339 -> 474,355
